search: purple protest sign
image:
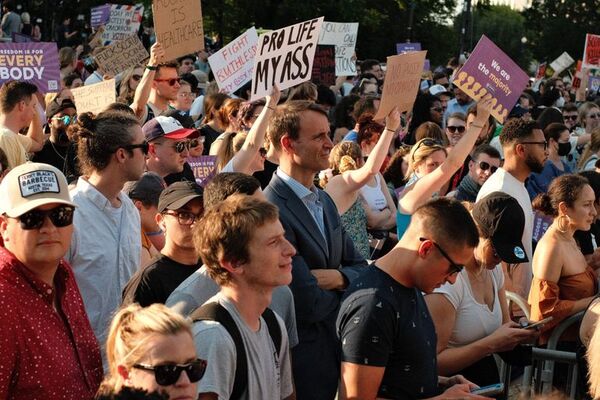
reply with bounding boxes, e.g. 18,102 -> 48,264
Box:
453,35 -> 528,123
187,156 -> 217,187
91,4 -> 112,28
12,32 -> 38,43
0,42 -> 60,93
532,212 -> 553,243
396,42 -> 421,54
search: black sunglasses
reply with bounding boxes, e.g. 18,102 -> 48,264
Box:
447,125 -> 466,134
411,138 -> 444,163
520,141 -> 548,151
420,237 -> 464,275
15,205 -> 75,230
259,147 -> 267,157
124,141 -> 149,155
563,115 -> 578,121
132,74 -> 142,81
133,359 -> 207,386
478,161 -> 498,173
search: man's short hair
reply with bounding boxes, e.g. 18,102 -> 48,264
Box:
432,71 -> 448,83
499,118 -> 540,147
411,197 -> 479,251
351,95 -> 379,121
471,144 -> 501,161
563,102 -> 578,113
156,61 -> 179,77
360,59 -> 380,73
268,100 -> 328,151
194,196 -> 279,286
0,81 -> 38,114
177,54 -> 196,64
203,172 -> 261,209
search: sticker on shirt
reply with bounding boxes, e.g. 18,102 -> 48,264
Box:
19,170 -> 60,197
514,246 -> 525,260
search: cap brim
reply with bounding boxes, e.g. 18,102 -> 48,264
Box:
164,128 -> 200,140
492,236 -> 529,264
4,198 -> 77,218
162,194 -> 202,212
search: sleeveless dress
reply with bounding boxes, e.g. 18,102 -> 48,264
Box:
340,200 -> 370,260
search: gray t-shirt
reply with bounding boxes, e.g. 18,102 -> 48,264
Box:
193,293 -> 294,400
166,265 -> 298,347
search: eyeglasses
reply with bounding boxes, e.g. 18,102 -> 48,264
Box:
419,237 -> 464,275
132,74 -> 142,81
520,141 -> 548,150
163,210 -> 203,225
478,161 -> 498,173
133,359 -> 207,386
159,140 -> 195,153
51,115 -> 76,125
430,107 -> 443,113
178,92 -> 197,99
588,113 -> 600,120
14,205 -> 75,230
563,115 -> 578,121
259,147 -> 267,157
123,141 -> 149,155
447,125 -> 466,134
154,78 -> 181,86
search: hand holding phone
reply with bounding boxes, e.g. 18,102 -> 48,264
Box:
520,316 -> 553,330
471,383 -> 504,396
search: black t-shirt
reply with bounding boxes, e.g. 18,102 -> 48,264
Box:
575,221 -> 600,256
122,254 -> 200,307
253,159 -> 278,189
31,140 -> 79,183
164,162 -> 196,186
199,125 -> 222,155
337,264 -> 439,399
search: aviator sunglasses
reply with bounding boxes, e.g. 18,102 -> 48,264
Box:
133,358 -> 207,386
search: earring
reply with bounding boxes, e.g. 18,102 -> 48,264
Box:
556,214 -> 569,233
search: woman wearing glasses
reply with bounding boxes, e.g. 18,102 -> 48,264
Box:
98,303 -> 206,400
445,113 -> 467,148
426,192 -> 537,386
170,80 -> 196,115
396,99 -> 493,239
117,66 -> 144,105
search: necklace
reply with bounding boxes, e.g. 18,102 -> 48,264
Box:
49,139 -> 67,162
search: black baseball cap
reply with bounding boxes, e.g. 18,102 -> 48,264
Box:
46,98 -> 77,119
123,172 -> 165,206
472,192 -> 529,264
158,181 -> 203,213
164,109 -> 196,129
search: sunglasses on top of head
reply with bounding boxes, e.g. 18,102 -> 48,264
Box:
133,358 -> 207,386
13,205 -> 75,230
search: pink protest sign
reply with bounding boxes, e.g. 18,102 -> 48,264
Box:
453,35 -> 528,123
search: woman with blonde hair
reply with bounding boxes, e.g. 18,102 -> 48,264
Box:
117,66 -> 144,105
578,127 -> 600,171
99,303 -> 205,400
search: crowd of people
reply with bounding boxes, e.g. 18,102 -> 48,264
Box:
2,9 -> 600,400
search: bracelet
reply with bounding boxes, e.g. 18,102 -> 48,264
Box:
385,127 -> 396,133
145,229 -> 163,236
146,65 -> 158,71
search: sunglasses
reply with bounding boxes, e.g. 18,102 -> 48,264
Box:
420,237 -> 464,275
520,141 -> 548,150
154,78 -> 181,86
133,359 -> 207,386
15,205 -> 75,230
51,115 -> 76,125
187,137 -> 205,148
259,147 -> 267,157
588,113 -> 600,120
478,161 -> 498,173
411,138 -> 444,163
563,115 -> 578,121
132,74 -> 142,81
447,125 -> 466,134
163,210 -> 203,225
124,141 -> 150,155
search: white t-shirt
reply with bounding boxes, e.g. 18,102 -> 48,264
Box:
476,168 -> 533,299
434,265 -> 504,347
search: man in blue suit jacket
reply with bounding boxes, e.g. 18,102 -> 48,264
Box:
264,101 -> 367,400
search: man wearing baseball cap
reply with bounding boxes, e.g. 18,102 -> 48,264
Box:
123,180 -> 203,306
0,162 -> 102,399
144,115 -> 200,180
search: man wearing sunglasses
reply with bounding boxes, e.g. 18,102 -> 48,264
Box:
337,198 -> 483,400
0,162 -> 103,399
32,98 -> 79,182
448,144 -> 501,202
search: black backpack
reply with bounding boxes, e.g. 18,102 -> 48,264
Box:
191,302 -> 283,400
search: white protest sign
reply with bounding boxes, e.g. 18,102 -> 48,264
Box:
208,27 -> 258,94
101,4 -> 144,45
549,52 -> 574,74
251,17 -> 323,101
72,79 -> 116,115
318,21 -> 358,76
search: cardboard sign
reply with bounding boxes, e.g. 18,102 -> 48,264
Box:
100,4 -> 144,45
374,51 -> 426,120
187,156 -> 217,187
396,42 -> 421,54
583,34 -> 600,69
311,45 -> 336,86
94,35 -> 149,76
532,212 -> 553,243
251,17 -> 324,101
452,35 -> 528,123
0,42 -> 60,93
153,0 -> 204,62
91,4 -> 112,28
71,79 -> 116,115
318,22 -> 358,76
208,27 -> 258,94
549,52 -> 574,74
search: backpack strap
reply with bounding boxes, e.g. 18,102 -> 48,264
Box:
261,307 -> 282,354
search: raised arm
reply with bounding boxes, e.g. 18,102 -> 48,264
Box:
131,42 -> 164,121
399,98 -> 492,214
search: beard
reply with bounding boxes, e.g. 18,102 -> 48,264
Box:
525,153 -> 545,173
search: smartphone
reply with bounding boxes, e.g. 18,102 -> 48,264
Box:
471,383 -> 504,396
521,316 -> 553,330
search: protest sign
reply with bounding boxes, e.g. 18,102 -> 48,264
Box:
12,32 -> 37,43
396,42 -> 421,54
0,42 -> 60,93
208,27 -> 258,94
311,45 -> 336,86
91,4 -> 112,28
318,21 -> 358,76
532,212 -> 553,243
453,35 -> 528,123
153,0 -> 204,61
251,17 -> 324,101
187,156 -> 217,187
94,35 -> 149,76
549,52 -> 574,74
100,4 -> 144,45
572,60 -> 583,89
374,50 -> 426,120
72,79 -> 116,115
583,34 -> 600,69
589,75 -> 600,94
535,62 -> 547,80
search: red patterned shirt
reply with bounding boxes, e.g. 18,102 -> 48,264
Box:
0,247 -> 103,399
